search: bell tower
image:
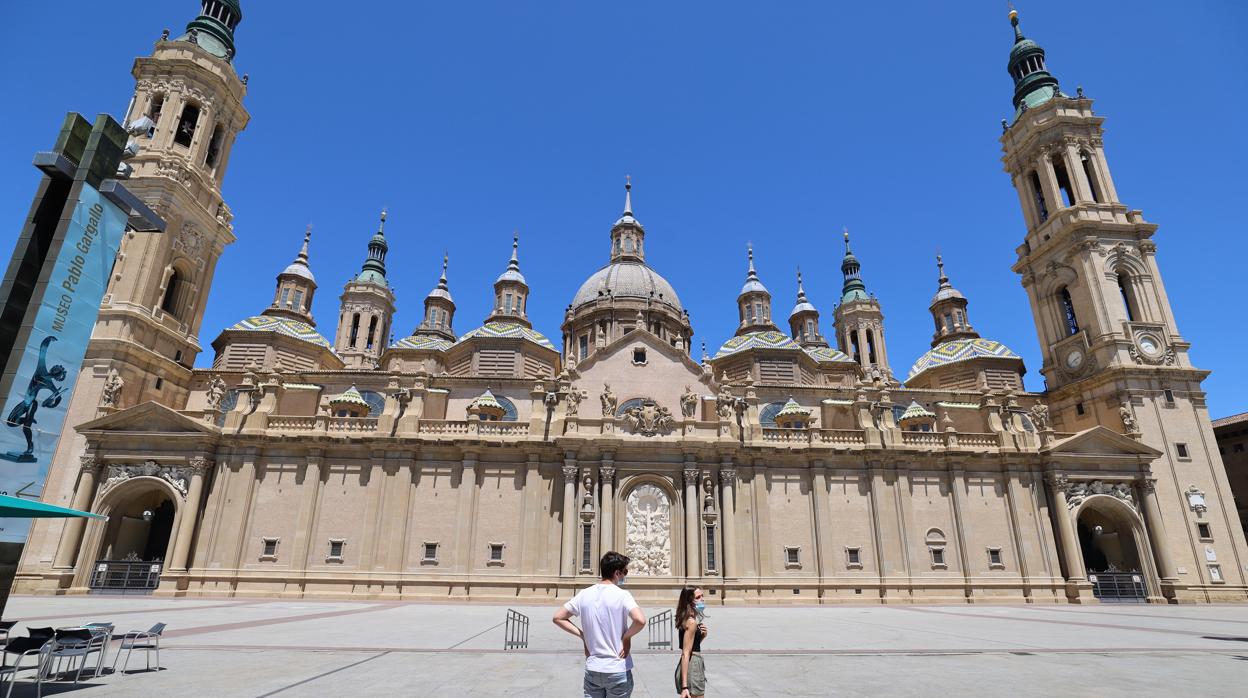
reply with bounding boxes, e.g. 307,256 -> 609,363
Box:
1003,10 -> 1248,595
833,230 -> 892,382
334,210 -> 397,368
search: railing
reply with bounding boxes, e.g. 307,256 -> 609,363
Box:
418,420 -> 472,435
957,432 -> 1000,447
89,560 -> 162,593
327,416 -> 378,433
761,428 -> 809,444
647,609 -> 674,650
504,609 -> 530,650
818,429 -> 866,445
479,422 -> 530,436
900,431 -> 943,446
267,415 -> 317,432
1088,571 -> 1146,602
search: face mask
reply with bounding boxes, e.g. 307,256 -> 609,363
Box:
694,601 -> 706,613
617,574 -> 628,586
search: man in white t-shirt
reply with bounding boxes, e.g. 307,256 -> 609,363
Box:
553,551 -> 647,698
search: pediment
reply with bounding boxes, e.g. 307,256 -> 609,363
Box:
575,329 -> 706,376
1043,426 -> 1162,458
77,401 -> 220,436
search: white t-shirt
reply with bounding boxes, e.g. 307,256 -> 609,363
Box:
563,582 -> 640,673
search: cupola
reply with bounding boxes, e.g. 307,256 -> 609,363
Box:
788,269 -> 826,347
485,233 -> 532,327
735,245 -> 778,335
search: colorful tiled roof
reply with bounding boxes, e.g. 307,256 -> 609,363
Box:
908,338 -> 1021,380
457,322 -> 555,350
899,400 -> 936,422
775,397 -> 812,420
328,384 -> 370,409
714,331 -> 801,358
467,389 -> 506,418
802,345 -> 856,364
226,315 -> 332,349
390,335 -> 453,352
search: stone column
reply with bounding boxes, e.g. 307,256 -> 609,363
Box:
684,462 -> 700,578
1046,475 -> 1085,580
600,458 -> 616,555
1140,479 -> 1178,581
168,457 -> 211,572
454,453 -> 479,574
53,457 -> 102,570
948,469 -> 973,599
560,458 -> 579,577
1063,142 -> 1094,203
720,462 -> 738,578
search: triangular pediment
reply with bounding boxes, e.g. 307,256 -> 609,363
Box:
575,329 -> 705,376
1043,426 -> 1162,457
77,401 -> 220,436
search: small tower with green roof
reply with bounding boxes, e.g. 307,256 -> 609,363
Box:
334,209 -> 397,368
832,229 -> 893,382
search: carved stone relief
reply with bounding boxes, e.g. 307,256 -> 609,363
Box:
99,460 -> 191,499
625,484 -> 672,576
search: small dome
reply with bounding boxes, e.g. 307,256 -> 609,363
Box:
426,286 -> 453,302
467,389 -> 507,419
714,330 -> 801,358
900,400 -> 936,422
457,321 -> 555,351
281,261 -> 315,283
571,261 -> 683,311
496,268 -> 527,285
328,384 -> 370,409
908,338 -> 1021,380
226,315 -> 332,350
932,285 -> 965,303
789,299 -> 817,319
775,397 -> 812,419
740,278 -> 769,296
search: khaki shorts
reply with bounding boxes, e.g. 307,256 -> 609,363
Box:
673,653 -> 706,695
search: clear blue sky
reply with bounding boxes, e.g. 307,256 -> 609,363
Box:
2,2 -> 1245,417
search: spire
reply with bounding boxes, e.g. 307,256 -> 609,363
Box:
623,174 -> 633,216
276,224 -> 315,283
840,227 -> 869,303
796,268 -> 809,303
928,252 -> 975,345
356,208 -> 390,287
487,231 -> 531,327
610,177 -> 645,261
1007,8 -> 1061,113
439,251 -> 449,289
177,0 -> 243,61
739,243 -> 768,296
937,253 -> 949,288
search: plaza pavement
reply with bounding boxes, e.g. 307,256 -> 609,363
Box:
2,595 -> 1247,696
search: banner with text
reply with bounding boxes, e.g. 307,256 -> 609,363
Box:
0,183 -> 125,542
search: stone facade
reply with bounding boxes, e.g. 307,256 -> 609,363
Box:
13,6 -> 1248,605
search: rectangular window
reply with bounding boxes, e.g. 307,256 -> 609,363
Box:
154,377 -> 163,390
846,547 -> 862,568
1198,523 -> 1212,540
632,348 -> 646,364
504,293 -> 513,313
327,539 -> 345,561
705,526 -> 717,573
579,335 -> 588,360
931,547 -> 946,567
423,542 -> 438,562
489,543 -> 505,564
280,288 -> 290,307
174,102 -> 200,148
581,525 -> 593,572
1176,443 -> 1190,459
292,290 -> 303,310
988,547 -> 1004,568
784,546 -> 800,568
1209,564 -> 1224,583
1075,402 -> 1085,416
261,537 -> 279,561
1163,389 -> 1175,405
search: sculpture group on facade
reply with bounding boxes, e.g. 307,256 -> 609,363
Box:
625,483 -> 672,576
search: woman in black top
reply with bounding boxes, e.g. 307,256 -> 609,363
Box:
674,586 -> 708,697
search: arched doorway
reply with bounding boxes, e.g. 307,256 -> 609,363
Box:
88,484 -> 178,592
1075,496 -> 1150,601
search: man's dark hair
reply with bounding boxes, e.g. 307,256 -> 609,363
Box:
600,551 -> 630,580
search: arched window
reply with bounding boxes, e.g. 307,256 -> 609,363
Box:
1059,287 -> 1079,336
849,332 -> 861,364
349,313 -> 360,348
1028,170 -> 1049,223
204,123 -> 224,168
1117,272 -> 1138,322
160,269 -> 186,318
1051,156 -> 1075,207
806,319 -> 815,339
366,315 -> 379,349
1080,151 -> 1101,203
174,102 -> 200,148
866,328 -> 877,365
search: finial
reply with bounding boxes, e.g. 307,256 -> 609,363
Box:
377,207 -> 387,233
438,250 -> 449,288
297,224 -> 312,261
747,243 -> 755,273
1009,5 -> 1024,42
843,227 -> 851,252
623,175 -> 633,216
937,252 -> 949,286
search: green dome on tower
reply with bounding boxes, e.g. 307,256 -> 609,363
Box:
1006,10 -> 1063,117
175,0 -> 243,61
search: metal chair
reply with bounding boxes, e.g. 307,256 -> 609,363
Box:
2,627 -> 53,673
0,641 -> 53,698
112,623 -> 165,674
0,621 -> 17,649
48,628 -> 94,683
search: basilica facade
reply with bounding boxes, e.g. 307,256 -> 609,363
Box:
14,3 -> 1248,604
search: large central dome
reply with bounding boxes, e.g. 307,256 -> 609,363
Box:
571,261 -> 683,311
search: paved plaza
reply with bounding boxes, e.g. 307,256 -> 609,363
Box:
2,596 -> 1247,696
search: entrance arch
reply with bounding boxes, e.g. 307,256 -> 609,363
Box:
1074,495 -> 1155,600
78,477 -> 183,591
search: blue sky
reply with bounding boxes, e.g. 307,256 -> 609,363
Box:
2,1 -> 1245,417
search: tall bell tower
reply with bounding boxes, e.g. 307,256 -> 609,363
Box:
1002,10 -> 1248,596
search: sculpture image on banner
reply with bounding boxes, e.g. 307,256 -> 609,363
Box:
0,183 -> 126,542
625,483 -> 672,576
